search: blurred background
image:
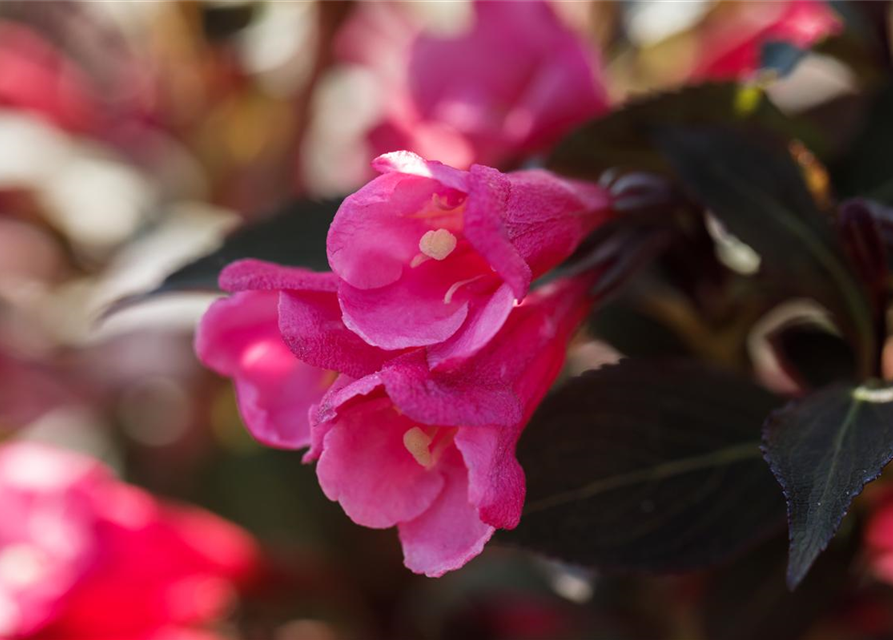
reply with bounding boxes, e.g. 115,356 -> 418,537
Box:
2,1 -> 893,639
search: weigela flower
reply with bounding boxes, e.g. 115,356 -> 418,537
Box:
342,1 -> 608,168
327,151 -> 609,367
0,442 -> 257,639
306,278 -> 592,576
197,152 -> 607,576
406,1 -> 608,163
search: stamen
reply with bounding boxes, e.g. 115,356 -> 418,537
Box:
403,427 -> 434,468
430,428 -> 457,461
444,275 -> 485,304
410,253 -> 429,268
419,229 -> 457,261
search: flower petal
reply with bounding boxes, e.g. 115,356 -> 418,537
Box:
381,351 -> 522,428
398,449 -> 494,577
427,281 -> 515,368
338,269 -> 470,350
372,151 -> 469,191
279,290 -> 399,379
316,401 -> 445,529
327,171 -> 459,290
501,170 -> 610,277
219,259 -> 338,293
455,426 -> 525,529
195,291 -> 326,449
463,164 -> 531,298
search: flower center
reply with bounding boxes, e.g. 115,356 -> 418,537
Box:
410,228 -> 457,267
419,229 -> 457,260
403,427 -> 434,468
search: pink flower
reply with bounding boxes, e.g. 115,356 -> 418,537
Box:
0,442 -> 258,639
692,0 -> 841,80
327,151 -> 610,367
195,260 -> 397,448
306,277 -> 592,576
342,1 -> 608,168
408,1 -> 608,163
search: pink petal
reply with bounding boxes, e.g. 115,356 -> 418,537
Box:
427,281 -> 516,368
381,351 -> 522,428
305,372 -> 386,462
386,277 -> 591,431
408,0 -> 606,162
316,399 -> 445,529
455,426 -> 525,529
338,268 -> 470,350
398,449 -> 494,577
500,169 -> 610,279
327,171 -> 463,290
505,42 -> 608,151
304,373 -> 383,462
278,290 -> 400,379
195,291 -> 327,449
371,119 -> 477,170
372,151 -> 469,191
463,164 -> 532,298
219,259 -> 338,293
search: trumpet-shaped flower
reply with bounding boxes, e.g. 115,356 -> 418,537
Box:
350,1 -> 608,168
308,278 -> 592,576
327,151 -> 609,366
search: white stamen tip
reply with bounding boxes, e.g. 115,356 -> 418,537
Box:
419,229 -> 457,261
403,427 -> 434,468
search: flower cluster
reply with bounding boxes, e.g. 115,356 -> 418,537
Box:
197,151 -> 611,576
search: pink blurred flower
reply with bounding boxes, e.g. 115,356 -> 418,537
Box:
327,151 -> 610,366
307,277 -> 592,576
342,1 -> 608,168
865,489 -> 893,585
0,21 -> 98,134
0,442 -> 258,639
692,0 -> 841,80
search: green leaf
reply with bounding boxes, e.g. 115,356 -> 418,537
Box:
762,381 -> 893,587
503,359 -> 785,572
103,198 -> 338,317
656,127 -> 876,375
547,83 -> 823,181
